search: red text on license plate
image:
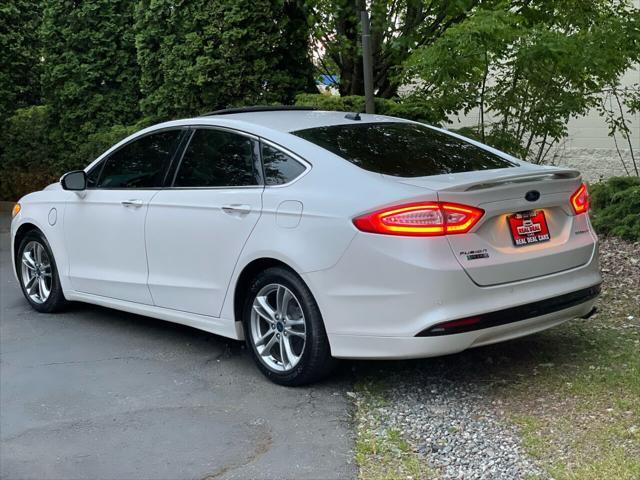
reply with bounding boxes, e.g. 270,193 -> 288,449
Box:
508,210 -> 550,247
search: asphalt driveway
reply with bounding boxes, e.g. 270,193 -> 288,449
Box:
0,205 -> 355,480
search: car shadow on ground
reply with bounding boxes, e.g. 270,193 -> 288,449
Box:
62,299 -> 603,390
59,300 -> 357,385
348,318 -> 603,390
62,300 -> 247,356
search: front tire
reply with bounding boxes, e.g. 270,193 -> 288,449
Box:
16,230 -> 67,313
243,267 -> 335,386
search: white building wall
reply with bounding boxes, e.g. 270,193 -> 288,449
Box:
551,67 -> 640,181
445,65 -> 640,182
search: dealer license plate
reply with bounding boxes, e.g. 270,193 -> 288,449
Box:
508,210 -> 550,247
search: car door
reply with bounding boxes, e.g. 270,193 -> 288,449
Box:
63,128 -> 184,304
145,127 -> 263,317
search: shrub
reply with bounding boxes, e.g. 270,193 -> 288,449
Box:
0,106 -> 60,201
294,94 -> 441,124
589,177 -> 640,242
0,106 -> 148,201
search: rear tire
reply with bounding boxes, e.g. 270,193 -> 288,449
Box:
243,266 -> 336,386
16,230 -> 67,313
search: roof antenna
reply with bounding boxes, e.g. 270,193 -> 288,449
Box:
345,112 -> 361,121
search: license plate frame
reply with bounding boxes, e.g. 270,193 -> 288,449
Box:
507,210 -> 550,247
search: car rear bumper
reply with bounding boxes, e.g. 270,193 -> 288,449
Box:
302,232 -> 601,359
328,297 -> 596,359
416,284 -> 600,336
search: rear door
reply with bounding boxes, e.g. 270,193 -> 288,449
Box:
145,127 -> 263,317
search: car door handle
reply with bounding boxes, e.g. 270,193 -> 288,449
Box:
222,204 -> 251,215
121,199 -> 144,208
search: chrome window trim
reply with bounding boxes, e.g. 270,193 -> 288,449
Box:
185,124 -> 260,141
164,185 -> 265,191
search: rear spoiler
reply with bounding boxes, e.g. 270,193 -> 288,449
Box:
447,169 -> 581,192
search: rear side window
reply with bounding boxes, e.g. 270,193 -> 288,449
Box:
261,144 -> 307,185
292,122 -> 517,177
97,130 -> 181,188
174,129 -> 260,187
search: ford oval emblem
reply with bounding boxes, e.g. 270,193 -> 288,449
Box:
525,190 -> 540,202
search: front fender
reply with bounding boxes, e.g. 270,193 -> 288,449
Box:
10,195 -> 70,293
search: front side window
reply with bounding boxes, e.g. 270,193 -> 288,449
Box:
261,144 -> 307,185
174,129 -> 260,187
97,130 -> 182,189
292,122 -> 517,177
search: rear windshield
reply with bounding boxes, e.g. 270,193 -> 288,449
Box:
292,122 -> 517,177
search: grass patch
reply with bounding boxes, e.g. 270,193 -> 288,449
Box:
353,380 -> 435,480
549,448 -> 640,480
511,415 -> 547,459
503,296 -> 639,479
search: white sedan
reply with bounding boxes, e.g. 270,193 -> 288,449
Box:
10,107 -> 601,385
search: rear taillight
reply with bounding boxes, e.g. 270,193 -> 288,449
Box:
353,202 -> 484,236
570,183 -> 589,215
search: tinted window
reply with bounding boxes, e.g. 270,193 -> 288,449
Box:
262,144 -> 306,185
174,129 -> 260,187
293,122 -> 517,177
97,130 -> 181,188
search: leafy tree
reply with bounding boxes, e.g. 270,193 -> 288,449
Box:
0,1 -> 42,120
40,0 -> 141,146
400,0 -> 640,163
135,0 -> 316,119
308,0 -> 484,97
597,85 -> 639,176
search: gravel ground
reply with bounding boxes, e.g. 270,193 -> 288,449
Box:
389,384 -> 543,479
596,235 -> 640,325
359,374 -> 545,480
355,235 -> 638,480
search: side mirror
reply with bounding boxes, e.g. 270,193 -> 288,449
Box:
61,170 -> 87,191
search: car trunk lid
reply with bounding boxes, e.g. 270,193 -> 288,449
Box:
388,167 -> 596,286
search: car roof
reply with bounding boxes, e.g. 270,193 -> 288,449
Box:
191,110 -> 410,133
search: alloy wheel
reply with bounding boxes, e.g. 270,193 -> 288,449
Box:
21,241 -> 53,304
250,283 -> 307,372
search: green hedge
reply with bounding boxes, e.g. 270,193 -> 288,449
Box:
590,176 -> 640,242
0,106 -> 149,201
0,106 -> 59,201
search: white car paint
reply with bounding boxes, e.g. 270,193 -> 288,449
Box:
145,186 -> 263,316
64,188 -> 158,304
11,110 -> 601,359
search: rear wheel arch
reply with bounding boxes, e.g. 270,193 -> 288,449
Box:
237,259 -> 336,385
233,258 -> 307,325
